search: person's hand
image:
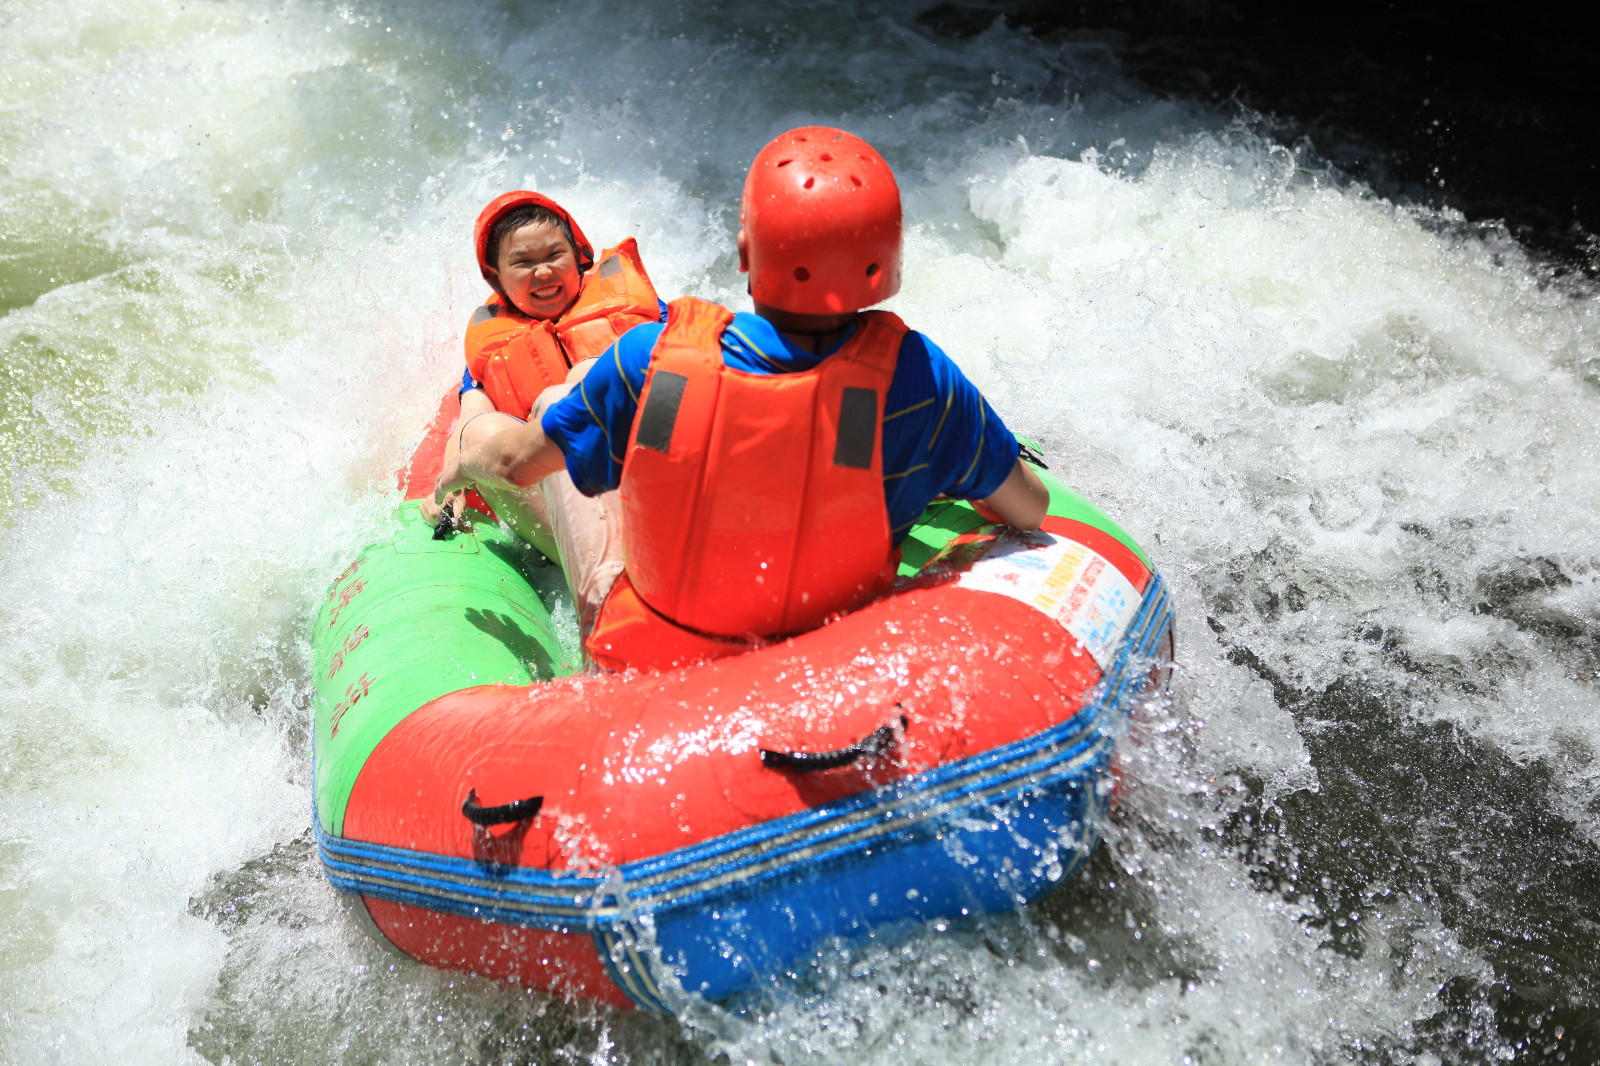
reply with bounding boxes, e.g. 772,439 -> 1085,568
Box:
970,498 -> 1003,524
420,490 -> 462,523
435,453 -> 473,504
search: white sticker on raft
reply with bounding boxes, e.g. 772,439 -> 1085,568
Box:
957,531 -> 1140,670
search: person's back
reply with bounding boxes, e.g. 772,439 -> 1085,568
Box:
536,128 -> 1050,668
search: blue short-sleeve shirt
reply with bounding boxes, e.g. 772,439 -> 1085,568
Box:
541,310 -> 1019,544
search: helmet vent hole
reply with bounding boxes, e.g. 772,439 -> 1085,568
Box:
777,159 -> 793,167
803,177 -> 815,189
851,175 -> 862,187
820,153 -> 833,161
865,263 -> 879,277
794,267 -> 811,282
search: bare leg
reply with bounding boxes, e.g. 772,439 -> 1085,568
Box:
458,410 -> 560,561
539,473 -> 625,641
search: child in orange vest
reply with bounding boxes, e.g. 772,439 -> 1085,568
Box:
423,191 -> 663,559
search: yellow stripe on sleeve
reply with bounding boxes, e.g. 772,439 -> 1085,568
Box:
726,326 -> 788,372
883,396 -> 934,422
927,385 -> 955,452
611,341 -> 638,404
576,378 -> 624,464
957,402 -> 989,486
883,463 -> 929,481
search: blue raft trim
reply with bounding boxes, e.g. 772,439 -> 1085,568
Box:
317,572 -> 1172,1009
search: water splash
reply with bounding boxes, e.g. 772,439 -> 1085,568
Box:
2,0 -> 1596,1062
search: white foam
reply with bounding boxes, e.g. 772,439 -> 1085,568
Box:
2,0 -> 1597,1061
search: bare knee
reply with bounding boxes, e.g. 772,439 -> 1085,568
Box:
566,357 -> 598,384
458,410 -> 523,451
530,382 -> 575,423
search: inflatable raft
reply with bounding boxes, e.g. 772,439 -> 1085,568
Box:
313,395 -> 1173,1011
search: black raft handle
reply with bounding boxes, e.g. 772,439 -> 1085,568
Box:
461,788 -> 543,826
432,499 -> 458,541
760,716 -> 907,773
1017,441 -> 1049,470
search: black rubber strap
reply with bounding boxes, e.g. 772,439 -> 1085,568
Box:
461,788 -> 543,826
1017,441 -> 1049,469
760,715 -> 906,772
432,499 -> 458,540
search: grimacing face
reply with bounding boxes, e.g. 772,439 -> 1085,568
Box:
487,219 -> 582,319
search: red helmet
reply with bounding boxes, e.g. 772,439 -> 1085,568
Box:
740,127 -> 902,314
472,190 -> 594,286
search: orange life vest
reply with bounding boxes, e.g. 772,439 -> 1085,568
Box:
584,296 -> 907,671
464,239 -> 659,420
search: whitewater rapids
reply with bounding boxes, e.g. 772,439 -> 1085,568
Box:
1,0 -> 1596,1062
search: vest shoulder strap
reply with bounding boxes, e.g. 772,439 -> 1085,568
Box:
555,239 -> 662,365
833,309 -> 909,372
655,296 -> 736,357
625,297 -> 732,457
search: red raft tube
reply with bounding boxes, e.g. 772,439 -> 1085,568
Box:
313,391 -> 1174,1011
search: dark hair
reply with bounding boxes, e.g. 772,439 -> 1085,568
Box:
485,205 -> 583,274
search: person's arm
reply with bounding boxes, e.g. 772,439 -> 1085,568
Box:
539,325 -> 662,496
904,333 -> 1043,530
420,387 -> 495,522
442,387 -> 495,475
435,386 -> 569,501
974,458 -> 1049,530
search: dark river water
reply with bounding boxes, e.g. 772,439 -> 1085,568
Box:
1,1 -> 1595,1063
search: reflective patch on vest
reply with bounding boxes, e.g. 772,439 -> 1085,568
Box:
833,387 -> 877,469
636,371 -> 688,453
598,256 -> 622,279
470,304 -> 499,325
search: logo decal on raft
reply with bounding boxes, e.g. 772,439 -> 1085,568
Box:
329,672 -> 375,738
958,531 -> 1140,668
328,577 -> 368,628
326,624 -> 371,681
331,556 -> 368,588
